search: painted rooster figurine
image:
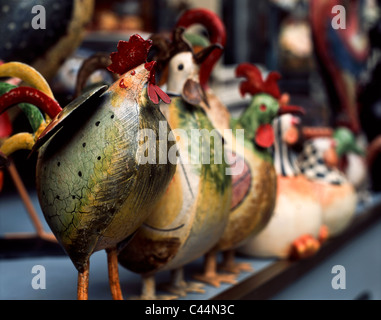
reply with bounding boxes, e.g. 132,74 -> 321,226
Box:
298,127 -> 360,236
239,113 -> 325,260
117,28 -> 232,299
310,0 -> 373,196
176,9 -> 276,287
195,62 -> 309,285
177,9 -> 307,285
0,35 -> 176,300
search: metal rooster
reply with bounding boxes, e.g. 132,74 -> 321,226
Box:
0,35 -> 176,300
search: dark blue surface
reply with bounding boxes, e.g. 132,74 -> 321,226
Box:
0,189 -> 273,300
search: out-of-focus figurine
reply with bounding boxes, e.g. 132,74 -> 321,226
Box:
0,0 -> 94,81
0,35 -> 176,300
310,0 -> 369,134
239,113 -> 325,260
177,9 -> 311,285
0,62 -> 59,241
117,27 -> 232,300
298,127 -> 360,236
278,0 -> 315,72
0,73 -> 56,241
333,128 -> 369,197
194,61 -> 309,285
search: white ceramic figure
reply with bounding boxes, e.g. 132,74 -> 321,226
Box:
239,114 -> 324,259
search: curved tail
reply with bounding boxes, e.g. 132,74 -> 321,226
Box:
0,62 -> 61,156
75,52 -> 119,98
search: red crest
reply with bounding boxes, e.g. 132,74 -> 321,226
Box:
108,35 -> 153,75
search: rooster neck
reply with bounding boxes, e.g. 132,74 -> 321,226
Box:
108,65 -> 150,106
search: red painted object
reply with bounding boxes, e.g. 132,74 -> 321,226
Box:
236,63 -> 281,99
256,123 -> 275,149
0,87 -> 62,119
108,35 -> 153,75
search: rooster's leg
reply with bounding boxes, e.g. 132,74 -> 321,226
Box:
106,247 -> 123,300
129,274 -> 178,300
219,249 -> 253,274
193,251 -> 237,287
77,261 -> 90,300
160,268 -> 205,297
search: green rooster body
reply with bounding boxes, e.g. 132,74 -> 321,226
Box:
36,80 -> 175,272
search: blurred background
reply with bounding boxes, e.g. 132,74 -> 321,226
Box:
1,0 -> 381,192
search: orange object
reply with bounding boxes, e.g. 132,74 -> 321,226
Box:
290,234 -> 321,260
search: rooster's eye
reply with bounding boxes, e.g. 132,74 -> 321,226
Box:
178,64 -> 184,71
260,104 -> 267,112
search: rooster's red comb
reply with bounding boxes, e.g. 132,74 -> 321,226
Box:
236,63 -> 281,99
108,34 -> 152,75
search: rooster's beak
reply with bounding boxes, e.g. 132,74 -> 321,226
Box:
182,79 -> 208,107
